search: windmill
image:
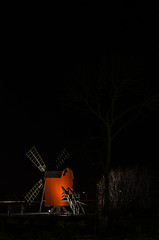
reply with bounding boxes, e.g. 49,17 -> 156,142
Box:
25,146 -> 85,214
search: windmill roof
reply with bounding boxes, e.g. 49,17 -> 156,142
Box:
45,170 -> 63,178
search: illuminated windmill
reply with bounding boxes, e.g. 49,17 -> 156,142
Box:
25,146 -> 85,214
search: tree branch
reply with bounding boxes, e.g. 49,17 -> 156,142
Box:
111,102 -> 144,127
111,107 -> 143,141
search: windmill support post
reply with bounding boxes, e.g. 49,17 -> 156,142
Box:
39,180 -> 46,213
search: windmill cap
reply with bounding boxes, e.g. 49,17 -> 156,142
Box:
45,168 -> 73,178
45,170 -> 63,178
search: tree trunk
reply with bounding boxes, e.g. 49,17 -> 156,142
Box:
103,169 -> 109,215
102,125 -> 111,221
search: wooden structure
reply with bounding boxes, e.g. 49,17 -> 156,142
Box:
25,147 -> 85,214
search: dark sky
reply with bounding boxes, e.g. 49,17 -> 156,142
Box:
0,5 -> 159,199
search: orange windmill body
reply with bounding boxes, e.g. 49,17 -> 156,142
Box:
44,168 -> 73,207
25,147 -> 84,214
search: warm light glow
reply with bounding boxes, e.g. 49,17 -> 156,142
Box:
44,168 -> 73,207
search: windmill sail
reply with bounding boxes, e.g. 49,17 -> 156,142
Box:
56,148 -> 70,169
25,179 -> 43,205
26,146 -> 46,172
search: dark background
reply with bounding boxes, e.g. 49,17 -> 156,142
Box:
0,4 -> 158,200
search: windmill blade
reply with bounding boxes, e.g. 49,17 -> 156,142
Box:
62,148 -> 70,158
25,179 -> 43,205
56,148 -> 70,169
26,146 -> 46,172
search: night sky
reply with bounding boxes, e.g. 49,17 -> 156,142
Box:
0,4 -> 159,200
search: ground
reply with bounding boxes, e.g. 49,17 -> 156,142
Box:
0,212 -> 158,240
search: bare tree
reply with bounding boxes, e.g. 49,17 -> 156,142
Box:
64,54 -> 159,217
